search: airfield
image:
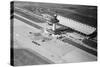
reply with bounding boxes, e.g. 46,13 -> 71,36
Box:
11,1 -> 97,66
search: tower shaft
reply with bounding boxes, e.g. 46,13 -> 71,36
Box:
52,23 -> 56,31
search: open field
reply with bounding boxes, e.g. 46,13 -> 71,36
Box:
14,1 -> 97,27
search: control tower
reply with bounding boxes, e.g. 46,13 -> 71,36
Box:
50,14 -> 59,34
